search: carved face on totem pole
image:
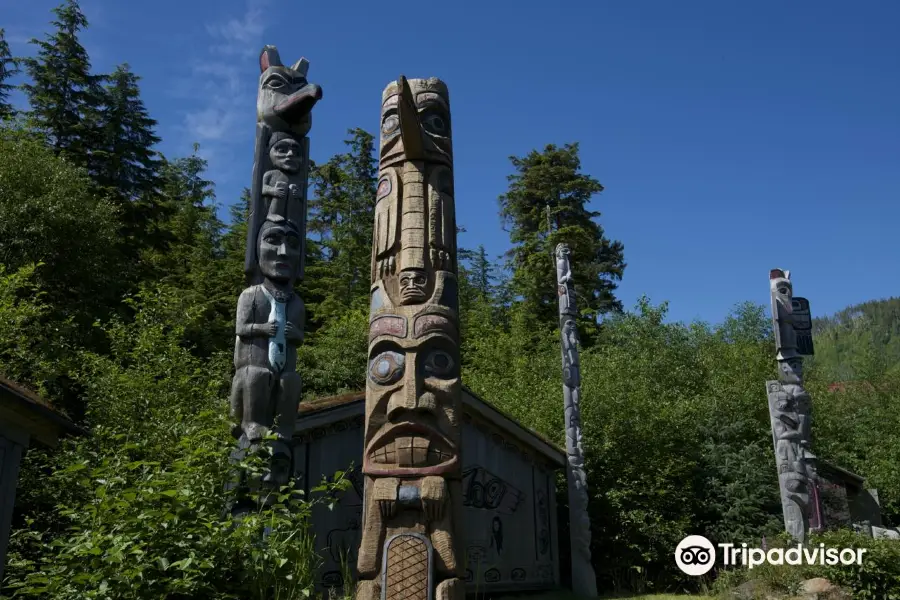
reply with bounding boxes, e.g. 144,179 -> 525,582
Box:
257,46 -> 322,138
770,269 -> 798,360
268,133 -> 303,174
364,76 -> 460,479
258,219 -> 302,283
556,243 -> 575,314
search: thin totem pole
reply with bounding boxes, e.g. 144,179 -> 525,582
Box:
765,269 -> 818,543
555,244 -> 598,597
356,76 -> 463,600
228,46 -> 322,504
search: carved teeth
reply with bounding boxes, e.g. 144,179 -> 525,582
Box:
371,436 -> 455,467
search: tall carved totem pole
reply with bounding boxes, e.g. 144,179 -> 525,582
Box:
228,46 -> 322,505
555,244 -> 598,597
766,269 -> 818,543
356,76 -> 463,600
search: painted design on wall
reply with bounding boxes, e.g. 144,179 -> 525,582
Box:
320,465 -> 365,586
484,568 -> 501,583
536,565 -> 553,583
462,465 -> 524,513
326,517 -> 361,564
511,568 -> 526,581
489,516 -> 504,555
296,415 -> 363,444
535,488 -> 549,556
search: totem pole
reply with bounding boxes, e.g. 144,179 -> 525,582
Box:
356,76 -> 463,600
554,244 -> 598,596
228,45 -> 321,507
765,269 -> 818,543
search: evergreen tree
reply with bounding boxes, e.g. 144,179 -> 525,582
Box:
0,29 -> 19,120
20,0 -> 105,170
306,128 -> 376,323
499,142 -> 625,333
94,63 -> 162,200
145,145 -> 218,284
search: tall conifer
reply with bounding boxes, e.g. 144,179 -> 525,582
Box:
21,0 -> 105,169
0,29 -> 19,120
94,63 -> 162,200
499,142 -> 625,333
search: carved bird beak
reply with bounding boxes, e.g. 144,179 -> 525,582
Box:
397,75 -> 424,160
274,82 -> 323,122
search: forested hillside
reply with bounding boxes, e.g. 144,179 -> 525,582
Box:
809,297 -> 900,382
1,3 -> 899,598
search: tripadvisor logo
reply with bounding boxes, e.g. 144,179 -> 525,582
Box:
675,535 -> 868,576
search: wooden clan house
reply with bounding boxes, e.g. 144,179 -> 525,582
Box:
292,387 -> 566,595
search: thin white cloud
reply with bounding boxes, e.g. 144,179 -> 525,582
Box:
206,0 -> 268,57
175,0 -> 270,183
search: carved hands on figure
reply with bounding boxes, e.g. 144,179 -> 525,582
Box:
420,476 -> 447,522
374,477 -> 399,519
270,181 -> 289,200
256,322 -> 279,337
284,321 -> 303,342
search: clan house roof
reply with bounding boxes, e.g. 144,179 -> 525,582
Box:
0,376 -> 85,447
297,385 -> 566,468
817,458 -> 866,487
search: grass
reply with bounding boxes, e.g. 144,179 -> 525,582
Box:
495,592 -> 709,600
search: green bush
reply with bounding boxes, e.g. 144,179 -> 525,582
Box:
4,418 -> 345,600
806,530 -> 900,599
711,530 -> 900,599
1,286 -> 348,599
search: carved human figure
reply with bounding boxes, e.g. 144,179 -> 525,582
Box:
766,268 -> 817,543
230,219 -> 305,484
357,76 -> 463,600
554,243 -> 597,597
770,269 -> 798,360
769,382 -> 812,541
262,132 -> 304,224
245,45 -> 321,283
556,245 -> 576,314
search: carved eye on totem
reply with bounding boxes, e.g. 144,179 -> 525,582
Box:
265,75 -> 289,90
421,111 -> 449,136
369,351 -> 405,385
423,350 -> 455,378
382,113 -> 399,135
263,231 -> 301,250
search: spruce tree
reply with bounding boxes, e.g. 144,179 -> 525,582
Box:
459,244 -> 496,300
0,29 -> 19,120
306,128 -> 376,323
94,63 -> 162,200
499,142 -> 625,333
21,0 -> 105,169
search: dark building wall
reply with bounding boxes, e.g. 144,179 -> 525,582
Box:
292,395 -> 561,594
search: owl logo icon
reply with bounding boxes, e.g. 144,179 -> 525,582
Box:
675,535 -> 716,576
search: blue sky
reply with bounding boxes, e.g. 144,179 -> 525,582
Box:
4,0 -> 899,325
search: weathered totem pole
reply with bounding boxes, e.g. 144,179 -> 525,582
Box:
765,269 -> 818,543
356,76 -> 463,600
555,244 -> 598,597
228,45 -> 321,505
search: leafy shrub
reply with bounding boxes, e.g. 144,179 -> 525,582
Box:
710,530 -> 900,599
2,286 -> 348,599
